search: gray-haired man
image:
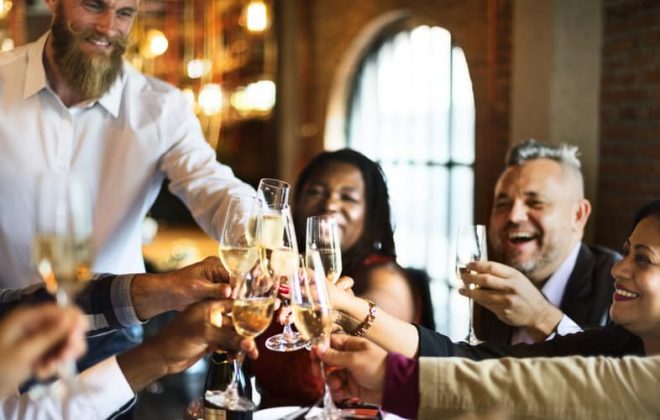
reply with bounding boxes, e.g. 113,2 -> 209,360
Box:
463,139 -> 620,345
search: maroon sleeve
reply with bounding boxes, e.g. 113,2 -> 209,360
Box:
381,352 -> 419,419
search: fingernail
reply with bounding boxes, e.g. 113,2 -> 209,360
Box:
316,342 -> 328,353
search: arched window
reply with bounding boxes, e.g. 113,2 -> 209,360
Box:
346,24 -> 475,338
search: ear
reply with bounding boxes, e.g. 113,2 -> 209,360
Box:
573,199 -> 592,231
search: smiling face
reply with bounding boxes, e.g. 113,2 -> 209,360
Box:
488,159 -> 590,284
295,161 -> 366,252
48,0 -> 137,99
609,215 -> 660,341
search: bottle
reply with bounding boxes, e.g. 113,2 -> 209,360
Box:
203,351 -> 253,420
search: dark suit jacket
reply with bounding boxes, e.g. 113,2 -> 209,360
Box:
472,243 -> 621,345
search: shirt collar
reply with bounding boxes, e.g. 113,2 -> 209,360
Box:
23,30 -> 124,118
541,243 -> 582,307
23,31 -> 50,100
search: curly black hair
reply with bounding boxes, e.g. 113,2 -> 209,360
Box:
294,148 -> 396,275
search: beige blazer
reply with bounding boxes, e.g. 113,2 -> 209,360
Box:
418,355 -> 660,419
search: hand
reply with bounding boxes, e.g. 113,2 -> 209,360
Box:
132,256 -> 233,320
0,304 -> 87,398
459,261 -> 563,341
118,300 -> 257,392
312,334 -> 387,405
325,275 -> 355,311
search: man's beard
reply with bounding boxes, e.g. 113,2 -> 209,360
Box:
498,240 -> 560,282
50,4 -> 128,101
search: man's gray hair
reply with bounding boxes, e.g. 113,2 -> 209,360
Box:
505,139 -> 582,170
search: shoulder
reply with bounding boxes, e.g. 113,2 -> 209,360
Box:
578,243 -> 622,264
121,63 -> 189,108
0,45 -> 29,66
365,262 -> 409,289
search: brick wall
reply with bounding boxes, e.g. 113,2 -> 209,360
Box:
597,0 -> 660,248
298,0 -> 512,224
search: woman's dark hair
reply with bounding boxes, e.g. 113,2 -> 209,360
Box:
632,198 -> 660,230
294,148 -> 396,274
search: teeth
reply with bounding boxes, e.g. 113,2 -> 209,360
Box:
89,38 -> 110,47
508,231 -> 534,240
616,289 -> 639,298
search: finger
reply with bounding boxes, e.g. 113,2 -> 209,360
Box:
467,260 -> 517,278
197,282 -> 232,300
462,271 -> 511,291
16,309 -> 80,373
241,339 -> 259,359
2,304 -> 64,341
335,276 -> 354,291
459,288 -> 508,313
206,301 -> 234,329
201,256 -> 230,283
330,334 -> 369,352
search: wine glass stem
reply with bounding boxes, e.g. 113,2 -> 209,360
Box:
319,360 -> 339,417
55,288 -> 70,306
467,297 -> 478,345
282,304 -> 295,338
227,351 -> 245,403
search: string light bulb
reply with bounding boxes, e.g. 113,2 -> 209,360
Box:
198,83 -> 224,116
142,29 -> 169,59
245,0 -> 270,33
0,1 -> 12,20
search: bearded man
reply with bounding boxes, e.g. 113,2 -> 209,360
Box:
0,0 -> 253,370
464,140 -> 620,345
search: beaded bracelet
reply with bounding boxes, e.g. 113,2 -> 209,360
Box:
352,299 -> 377,337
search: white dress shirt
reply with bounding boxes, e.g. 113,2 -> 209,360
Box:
0,32 -> 253,289
0,357 -> 134,419
511,243 -> 582,344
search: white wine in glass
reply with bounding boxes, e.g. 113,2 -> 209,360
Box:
258,206 -> 308,352
455,224 -> 487,345
305,215 -> 342,284
207,194 -> 277,412
290,252 -> 348,420
33,172 -> 94,393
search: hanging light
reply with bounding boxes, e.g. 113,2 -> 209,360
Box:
186,58 -> 212,79
0,1 -> 12,20
245,0 -> 270,33
1,38 -> 13,52
231,80 -> 276,114
142,29 -> 169,59
198,83 -> 224,116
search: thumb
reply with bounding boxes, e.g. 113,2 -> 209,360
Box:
16,309 -> 76,363
200,282 -> 232,299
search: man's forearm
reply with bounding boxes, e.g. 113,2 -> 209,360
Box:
116,340 -> 169,393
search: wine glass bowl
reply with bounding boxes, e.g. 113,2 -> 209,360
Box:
305,215 -> 342,284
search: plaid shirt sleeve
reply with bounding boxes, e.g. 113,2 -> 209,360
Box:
0,273 -> 144,334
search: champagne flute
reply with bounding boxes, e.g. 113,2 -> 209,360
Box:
256,178 -> 290,209
33,172 -> 94,389
291,251 -> 349,419
455,224 -> 487,345
207,194 -> 275,411
306,215 -> 342,284
258,201 -> 308,352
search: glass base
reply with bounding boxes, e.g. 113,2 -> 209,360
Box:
465,329 -> 481,346
205,390 -> 256,411
265,332 -> 308,352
